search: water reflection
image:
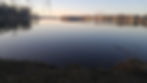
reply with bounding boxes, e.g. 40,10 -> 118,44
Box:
0,22 -> 31,34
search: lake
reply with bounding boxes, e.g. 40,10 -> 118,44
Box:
0,20 -> 147,68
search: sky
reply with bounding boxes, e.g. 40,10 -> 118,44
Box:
51,0 -> 147,15
3,0 -> 147,16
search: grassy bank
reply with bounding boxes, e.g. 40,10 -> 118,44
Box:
0,59 -> 146,83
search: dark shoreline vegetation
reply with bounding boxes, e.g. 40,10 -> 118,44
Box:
0,4 -> 31,33
0,5 -> 31,27
0,59 -> 146,83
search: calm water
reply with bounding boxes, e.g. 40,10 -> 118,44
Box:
0,20 -> 147,68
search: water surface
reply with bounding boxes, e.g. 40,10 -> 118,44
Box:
0,20 -> 147,68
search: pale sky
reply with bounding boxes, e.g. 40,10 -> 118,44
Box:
3,0 -> 147,16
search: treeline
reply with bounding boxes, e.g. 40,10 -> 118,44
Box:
0,4 -> 31,27
61,14 -> 147,26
